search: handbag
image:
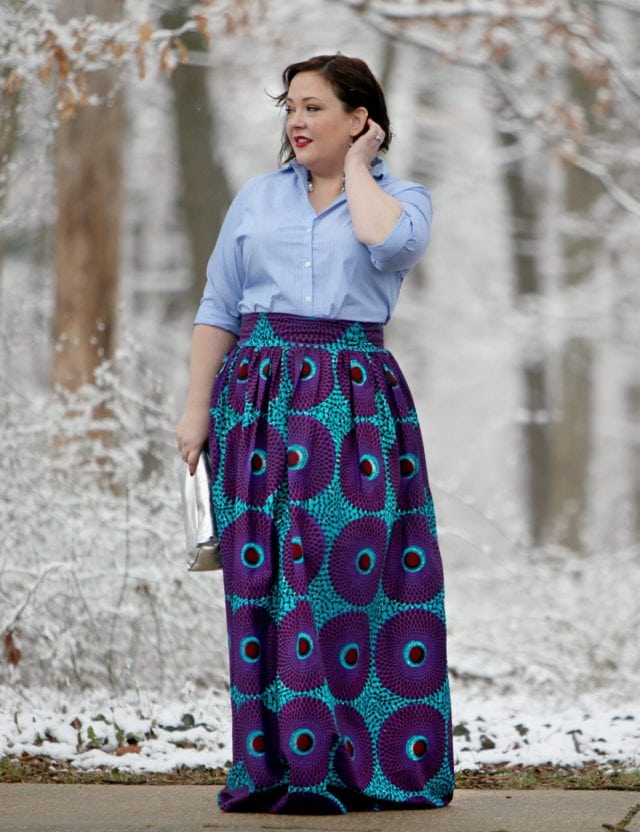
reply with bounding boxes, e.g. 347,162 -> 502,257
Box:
180,449 -> 222,571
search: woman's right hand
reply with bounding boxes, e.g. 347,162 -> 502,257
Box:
177,323 -> 237,475
176,405 -> 210,476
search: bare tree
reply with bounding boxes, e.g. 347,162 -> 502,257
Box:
52,0 -> 124,390
545,66 -> 602,551
0,0 -> 22,276
160,2 -> 232,318
335,0 -> 640,214
0,67 -> 20,273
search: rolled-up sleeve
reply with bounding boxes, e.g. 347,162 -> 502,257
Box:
367,184 -> 432,274
193,185 -> 249,335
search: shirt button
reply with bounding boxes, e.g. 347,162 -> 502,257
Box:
304,260 -> 311,267
306,227 -> 311,233
305,296 -> 311,302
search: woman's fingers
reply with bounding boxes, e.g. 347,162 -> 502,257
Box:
348,119 -> 385,165
187,447 -> 201,477
367,118 -> 385,146
175,406 -> 210,470
176,437 -> 203,473
176,436 -> 202,473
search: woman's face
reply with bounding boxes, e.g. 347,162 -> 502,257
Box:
285,71 -> 366,175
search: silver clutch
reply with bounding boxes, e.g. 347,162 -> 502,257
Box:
180,451 -> 222,571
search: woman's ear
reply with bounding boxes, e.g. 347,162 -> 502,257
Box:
350,107 -> 369,137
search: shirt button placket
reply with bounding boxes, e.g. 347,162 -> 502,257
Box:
304,258 -> 311,303
304,220 -> 313,304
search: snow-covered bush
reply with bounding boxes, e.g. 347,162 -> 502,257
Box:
0,346 -> 227,695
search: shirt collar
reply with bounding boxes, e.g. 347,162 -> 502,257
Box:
283,155 -> 388,183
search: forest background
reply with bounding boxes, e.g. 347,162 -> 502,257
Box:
1,0 -> 639,776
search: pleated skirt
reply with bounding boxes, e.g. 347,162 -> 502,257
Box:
209,312 -> 454,813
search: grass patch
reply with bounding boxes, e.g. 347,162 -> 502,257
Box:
2,755 -> 639,789
0,756 -> 227,785
456,763 -> 640,791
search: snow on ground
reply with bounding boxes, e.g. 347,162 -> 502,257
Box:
1,684 -> 638,774
451,691 -> 640,771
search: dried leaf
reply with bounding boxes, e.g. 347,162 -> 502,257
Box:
3,69 -> 23,94
3,630 -> 22,666
37,57 -> 53,84
582,61 -> 610,87
194,13 -> 210,44
175,37 -> 189,64
40,29 -> 56,50
74,73 -> 91,109
58,85 -> 78,120
489,42 -> 511,62
159,42 -> 172,77
106,42 -> 127,59
53,45 -> 70,79
138,21 -> 154,45
115,744 -> 141,756
135,44 -> 146,80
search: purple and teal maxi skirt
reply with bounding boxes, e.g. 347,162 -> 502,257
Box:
209,312 -> 454,814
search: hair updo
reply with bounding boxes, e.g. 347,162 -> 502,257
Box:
275,54 -> 392,166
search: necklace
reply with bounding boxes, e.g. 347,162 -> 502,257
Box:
307,170 -> 345,194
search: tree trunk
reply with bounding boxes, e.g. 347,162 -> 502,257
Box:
496,56 -> 551,548
52,0 -> 124,390
160,3 -> 232,319
627,384 -> 640,542
547,66 -> 601,552
0,68 -> 21,272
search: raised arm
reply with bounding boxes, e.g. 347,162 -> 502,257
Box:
345,119 -> 432,273
343,119 -> 402,246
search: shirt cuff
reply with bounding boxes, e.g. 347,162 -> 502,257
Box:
367,210 -> 419,270
193,307 -> 241,336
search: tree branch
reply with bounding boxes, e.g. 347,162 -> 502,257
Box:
572,153 -> 640,215
590,0 -> 640,12
345,6 -> 490,68
358,0 -> 562,22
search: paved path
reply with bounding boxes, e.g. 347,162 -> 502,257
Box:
1,785 -> 639,832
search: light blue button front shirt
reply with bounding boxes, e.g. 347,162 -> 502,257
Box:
194,157 -> 432,335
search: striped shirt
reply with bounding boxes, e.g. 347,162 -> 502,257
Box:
194,156 -> 432,335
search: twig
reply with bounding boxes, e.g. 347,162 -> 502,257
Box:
1,563 -> 69,633
573,153 -> 640,216
591,0 -> 640,13
363,0 -> 561,22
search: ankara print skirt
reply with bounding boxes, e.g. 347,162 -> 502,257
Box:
209,312 -> 454,814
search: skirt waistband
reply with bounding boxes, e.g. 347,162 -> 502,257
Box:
238,312 -> 385,349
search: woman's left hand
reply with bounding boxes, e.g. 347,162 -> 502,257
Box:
345,118 -> 385,168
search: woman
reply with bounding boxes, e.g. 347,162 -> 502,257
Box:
176,54 -> 454,814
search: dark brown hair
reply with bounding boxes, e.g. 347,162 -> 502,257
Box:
274,54 -> 392,165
